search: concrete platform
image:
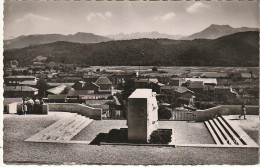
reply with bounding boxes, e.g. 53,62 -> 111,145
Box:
4,115 -> 259,165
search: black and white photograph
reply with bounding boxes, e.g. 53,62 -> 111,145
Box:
2,0 -> 260,165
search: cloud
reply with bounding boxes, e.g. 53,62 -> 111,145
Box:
87,12 -> 112,22
154,12 -> 175,21
14,13 -> 50,23
186,2 -> 210,13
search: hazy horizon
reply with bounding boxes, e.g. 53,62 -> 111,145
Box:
4,1 -> 259,39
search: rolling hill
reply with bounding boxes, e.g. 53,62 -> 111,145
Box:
4,31 -> 259,67
4,32 -> 111,49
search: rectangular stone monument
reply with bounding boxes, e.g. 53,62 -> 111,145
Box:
128,89 -> 158,143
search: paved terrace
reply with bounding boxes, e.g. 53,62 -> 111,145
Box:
3,112 -> 259,165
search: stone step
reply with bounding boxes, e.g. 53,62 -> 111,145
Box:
47,114 -> 87,140
220,116 -> 246,145
42,115 -> 82,140
59,119 -> 88,140
62,118 -> 93,141
213,118 -> 235,145
204,121 -> 221,145
45,115 -> 81,138
216,117 -> 243,145
25,113 -> 79,142
53,116 -> 87,140
56,117 -> 88,141
221,116 -> 258,147
209,120 -> 228,145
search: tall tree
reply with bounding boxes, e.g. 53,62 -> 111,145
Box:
36,79 -> 49,97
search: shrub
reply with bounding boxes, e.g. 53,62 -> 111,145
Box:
158,107 -> 172,119
152,66 -> 158,71
149,129 -> 172,144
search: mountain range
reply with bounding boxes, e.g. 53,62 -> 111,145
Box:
107,31 -> 183,40
4,24 -> 258,50
4,32 -> 111,49
4,31 -> 259,67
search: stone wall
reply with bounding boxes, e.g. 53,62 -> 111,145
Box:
48,103 -> 102,120
15,103 -> 48,115
195,105 -> 259,122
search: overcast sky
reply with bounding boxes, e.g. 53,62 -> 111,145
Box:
4,1 -> 259,39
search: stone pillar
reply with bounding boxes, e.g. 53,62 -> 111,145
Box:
128,89 -> 158,143
42,104 -> 49,114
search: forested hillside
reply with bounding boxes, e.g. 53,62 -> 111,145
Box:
4,31 -> 259,67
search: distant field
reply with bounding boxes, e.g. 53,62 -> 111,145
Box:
80,66 -> 259,75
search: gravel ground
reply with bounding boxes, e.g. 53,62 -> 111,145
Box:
3,114 -> 259,165
3,113 -> 64,141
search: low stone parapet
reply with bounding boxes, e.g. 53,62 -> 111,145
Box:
195,105 -> 259,122
7,102 -> 19,114
47,103 -> 102,120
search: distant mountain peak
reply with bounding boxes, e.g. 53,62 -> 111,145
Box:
209,24 -> 232,28
182,24 -> 258,40
74,32 -> 94,35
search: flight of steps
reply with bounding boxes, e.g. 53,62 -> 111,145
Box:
204,116 -> 258,147
26,113 -> 93,143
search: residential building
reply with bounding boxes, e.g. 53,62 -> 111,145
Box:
188,81 -> 205,93
4,86 -> 38,98
184,78 -> 217,85
72,81 -> 86,90
47,82 -> 74,88
215,86 -> 233,94
46,85 -> 67,95
94,76 -> 112,90
161,86 -> 194,99
132,78 -> 158,88
33,55 -> 47,62
5,75 -> 37,86
84,82 -> 100,93
168,78 -> 180,86
83,74 -> 99,84
18,80 -> 37,87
